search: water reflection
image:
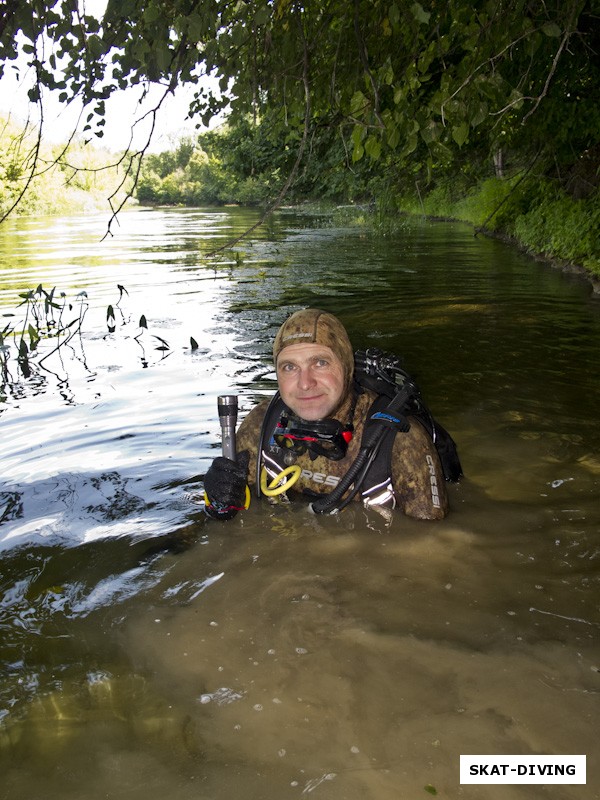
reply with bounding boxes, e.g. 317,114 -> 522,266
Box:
0,207 -> 599,799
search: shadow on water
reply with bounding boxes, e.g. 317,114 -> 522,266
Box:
0,208 -> 599,799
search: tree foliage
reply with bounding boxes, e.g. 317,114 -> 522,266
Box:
1,0 -> 598,219
0,114 -> 134,218
135,114 -> 379,206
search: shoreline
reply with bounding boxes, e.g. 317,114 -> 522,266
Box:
475,226 -> 600,296
401,209 -> 600,296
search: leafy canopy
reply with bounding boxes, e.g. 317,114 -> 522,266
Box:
1,1 -> 598,193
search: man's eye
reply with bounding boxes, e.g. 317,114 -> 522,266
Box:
280,363 -> 296,372
316,359 -> 329,367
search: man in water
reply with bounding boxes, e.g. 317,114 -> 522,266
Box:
204,308 -> 458,520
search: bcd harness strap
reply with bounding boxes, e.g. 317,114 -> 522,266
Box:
310,379 -> 416,514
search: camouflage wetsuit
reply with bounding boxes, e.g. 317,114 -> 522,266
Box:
236,387 -> 448,520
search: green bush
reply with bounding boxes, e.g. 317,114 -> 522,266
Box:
392,171 -> 599,277
421,183 -> 454,217
453,177 -> 514,228
511,186 -> 600,274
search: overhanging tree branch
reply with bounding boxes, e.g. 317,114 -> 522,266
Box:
353,0 -> 384,130
207,8 -> 313,257
521,25 -> 574,124
0,56 -> 45,224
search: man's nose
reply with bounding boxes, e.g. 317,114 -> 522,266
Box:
298,367 -> 316,389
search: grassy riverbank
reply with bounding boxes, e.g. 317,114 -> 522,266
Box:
385,176 -> 600,287
322,173 -> 599,290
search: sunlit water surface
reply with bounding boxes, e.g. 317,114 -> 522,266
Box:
0,207 -> 599,799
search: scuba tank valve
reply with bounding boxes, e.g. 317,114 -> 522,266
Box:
217,395 -> 238,461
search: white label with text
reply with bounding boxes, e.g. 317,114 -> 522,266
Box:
460,755 -> 586,784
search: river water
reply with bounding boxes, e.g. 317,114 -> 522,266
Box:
0,207 -> 598,800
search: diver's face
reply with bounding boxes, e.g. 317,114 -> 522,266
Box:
276,343 -> 345,421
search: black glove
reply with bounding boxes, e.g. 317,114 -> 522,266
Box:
203,451 -> 250,521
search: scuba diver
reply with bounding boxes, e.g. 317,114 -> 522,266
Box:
203,308 -> 462,521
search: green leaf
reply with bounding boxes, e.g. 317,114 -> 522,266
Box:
351,122 -> 364,142
411,2 -> 431,24
405,133 -> 418,154
507,88 -> 524,110
420,120 -> 441,144
471,102 -> 488,128
386,124 -> 400,149
254,6 -> 271,25
351,124 -> 366,161
190,337 -> 198,350
542,22 -> 561,37
230,23 -> 247,46
424,785 -> 438,796
143,5 -> 161,23
350,90 -> 367,115
379,57 -> 394,85
87,34 -> 104,58
139,314 -> 148,329
153,41 -> 172,73
364,135 -> 382,160
352,140 -> 364,162
452,122 -> 469,146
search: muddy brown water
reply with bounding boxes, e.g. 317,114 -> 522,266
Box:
0,207 -> 598,799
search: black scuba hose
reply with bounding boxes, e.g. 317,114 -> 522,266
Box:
309,425 -> 383,514
255,391 -> 281,498
310,384 -> 414,514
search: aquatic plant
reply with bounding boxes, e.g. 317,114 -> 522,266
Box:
0,284 -> 192,404
0,284 -> 88,384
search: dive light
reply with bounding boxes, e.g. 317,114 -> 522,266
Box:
217,394 -> 238,461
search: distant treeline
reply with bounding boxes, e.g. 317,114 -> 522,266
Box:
136,116 -> 600,278
0,115 -> 131,219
